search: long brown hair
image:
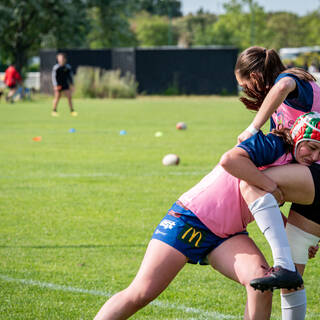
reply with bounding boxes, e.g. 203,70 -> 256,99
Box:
271,128 -> 294,153
235,46 -> 316,111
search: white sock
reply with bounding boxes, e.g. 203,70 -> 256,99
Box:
281,289 -> 307,320
249,193 -> 295,271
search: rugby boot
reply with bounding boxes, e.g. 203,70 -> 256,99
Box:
250,266 -> 303,292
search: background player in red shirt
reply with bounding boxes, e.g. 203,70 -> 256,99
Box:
4,65 -> 22,103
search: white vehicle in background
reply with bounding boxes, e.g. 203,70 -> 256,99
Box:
279,46 -> 320,83
279,46 -> 320,60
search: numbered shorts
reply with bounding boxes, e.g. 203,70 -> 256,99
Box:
151,202 -> 247,265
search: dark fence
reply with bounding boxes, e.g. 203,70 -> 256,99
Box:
135,47 -> 238,95
40,47 -> 238,95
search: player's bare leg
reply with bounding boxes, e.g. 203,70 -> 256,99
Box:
241,164 -> 314,205
94,239 -> 187,320
6,88 -> 17,102
208,234 -> 272,320
64,89 -> 75,113
52,89 -> 61,116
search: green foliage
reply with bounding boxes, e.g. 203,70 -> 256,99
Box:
74,67 -> 137,98
163,81 -> 180,95
41,0 -> 89,49
86,1 -> 138,48
198,0 -> 268,49
264,12 -> 303,50
132,12 -> 178,46
174,12 -> 217,47
26,63 -> 40,72
136,0 -> 182,17
300,11 -> 320,47
0,0 -> 88,72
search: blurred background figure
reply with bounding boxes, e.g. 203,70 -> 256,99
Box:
4,64 -> 22,103
51,53 -> 77,117
286,61 -> 295,68
308,62 -> 319,73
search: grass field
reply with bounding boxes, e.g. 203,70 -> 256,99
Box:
0,96 -> 319,320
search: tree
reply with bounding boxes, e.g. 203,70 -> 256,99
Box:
0,0 -> 88,72
299,11 -> 320,47
86,0 -> 138,48
136,0 -> 182,17
174,12 -> 217,47
198,0 -> 267,50
41,0 -> 89,49
132,12 -> 178,46
264,12 -> 303,50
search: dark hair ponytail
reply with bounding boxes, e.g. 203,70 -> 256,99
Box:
236,46 -> 286,111
236,46 -> 316,111
264,49 -> 286,88
271,128 -> 294,153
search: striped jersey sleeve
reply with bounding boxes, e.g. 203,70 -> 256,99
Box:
52,64 -> 59,86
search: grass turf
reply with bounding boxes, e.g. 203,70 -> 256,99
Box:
0,96 -> 319,319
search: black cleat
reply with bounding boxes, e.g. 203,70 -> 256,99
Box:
250,266 -> 303,292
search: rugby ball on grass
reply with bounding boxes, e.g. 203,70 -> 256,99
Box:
162,154 -> 180,166
176,122 -> 187,130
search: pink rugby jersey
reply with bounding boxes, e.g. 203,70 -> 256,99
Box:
271,73 -> 320,130
179,132 -> 293,238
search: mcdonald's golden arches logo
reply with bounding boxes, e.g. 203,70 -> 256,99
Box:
180,226 -> 203,247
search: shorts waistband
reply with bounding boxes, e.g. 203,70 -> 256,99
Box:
176,200 -> 190,211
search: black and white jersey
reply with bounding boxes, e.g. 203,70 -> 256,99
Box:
52,63 -> 74,89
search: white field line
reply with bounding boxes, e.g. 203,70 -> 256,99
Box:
0,171 -> 207,179
0,274 -> 239,319
56,171 -> 207,178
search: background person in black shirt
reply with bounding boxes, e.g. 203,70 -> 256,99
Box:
51,53 -> 77,117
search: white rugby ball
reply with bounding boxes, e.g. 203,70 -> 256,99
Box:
176,122 -> 187,130
162,154 -> 180,166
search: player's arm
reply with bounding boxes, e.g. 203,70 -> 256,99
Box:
220,145 -> 277,193
52,66 -> 58,89
221,131 -> 286,194
309,242 -> 319,259
238,77 -> 296,142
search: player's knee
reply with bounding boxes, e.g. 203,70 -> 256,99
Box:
241,264 -> 269,287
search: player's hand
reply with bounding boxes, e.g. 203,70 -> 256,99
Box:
271,187 -> 284,204
55,85 -> 62,91
308,242 -> 319,259
237,130 -> 253,143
